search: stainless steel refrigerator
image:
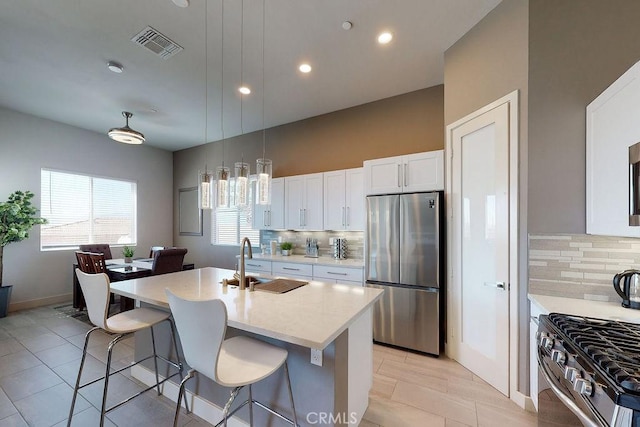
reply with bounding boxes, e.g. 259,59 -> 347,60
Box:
365,192 -> 444,355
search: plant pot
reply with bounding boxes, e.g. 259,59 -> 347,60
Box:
281,250 -> 290,256
124,257 -> 132,263
0,285 -> 13,318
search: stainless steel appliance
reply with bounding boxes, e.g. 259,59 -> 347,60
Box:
629,142 -> 640,226
537,313 -> 640,426
613,269 -> 640,309
365,191 -> 444,356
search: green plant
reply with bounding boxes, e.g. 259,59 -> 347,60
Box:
280,242 -> 293,251
122,246 -> 135,258
0,190 -> 47,287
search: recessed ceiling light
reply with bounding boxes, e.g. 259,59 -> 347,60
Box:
107,61 -> 123,73
342,21 -> 353,30
171,0 -> 189,7
238,86 -> 251,95
377,32 -> 393,44
299,64 -> 312,73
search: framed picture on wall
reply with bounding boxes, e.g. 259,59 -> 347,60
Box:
179,187 -> 202,236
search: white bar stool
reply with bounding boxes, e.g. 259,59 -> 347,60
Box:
166,289 -> 298,427
68,269 -> 187,427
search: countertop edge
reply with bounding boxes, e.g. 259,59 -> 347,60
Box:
528,293 -> 640,323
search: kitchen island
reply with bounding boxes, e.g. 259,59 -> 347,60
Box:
110,267 -> 383,427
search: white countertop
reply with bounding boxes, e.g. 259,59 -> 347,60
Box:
529,293 -> 640,323
244,253 -> 365,268
110,267 -> 382,349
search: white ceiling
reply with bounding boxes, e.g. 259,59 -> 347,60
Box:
0,0 -> 501,152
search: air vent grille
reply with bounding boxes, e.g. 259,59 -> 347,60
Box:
131,26 -> 183,59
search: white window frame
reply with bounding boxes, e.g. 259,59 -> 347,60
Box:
40,168 -> 137,251
211,176 -> 260,246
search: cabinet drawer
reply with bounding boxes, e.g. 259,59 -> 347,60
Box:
243,259 -> 272,274
272,262 -> 313,277
313,265 -> 363,283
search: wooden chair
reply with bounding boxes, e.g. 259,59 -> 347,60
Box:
75,251 -> 113,310
151,248 -> 188,276
79,244 -> 113,260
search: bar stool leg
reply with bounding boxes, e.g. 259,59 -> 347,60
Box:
67,327 -> 99,427
167,318 -> 190,413
173,369 -> 195,427
101,334 -> 124,427
284,362 -> 298,427
150,326 -> 161,395
248,384 -> 254,426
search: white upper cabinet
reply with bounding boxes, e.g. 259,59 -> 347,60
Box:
284,173 -> 323,230
253,177 -> 284,230
324,168 -> 365,231
587,60 -> 640,237
364,150 -> 444,195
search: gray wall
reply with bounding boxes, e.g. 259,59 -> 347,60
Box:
528,0 -> 640,232
173,87 -> 445,270
444,0 -> 529,392
0,107 -> 174,310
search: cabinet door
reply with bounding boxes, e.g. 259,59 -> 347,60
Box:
403,150 -> 444,192
324,170 -> 347,230
304,173 -> 324,230
346,167 -> 365,230
269,178 -> 285,229
364,156 -> 403,195
284,176 -> 305,229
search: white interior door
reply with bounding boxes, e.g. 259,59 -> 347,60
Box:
449,102 -> 510,396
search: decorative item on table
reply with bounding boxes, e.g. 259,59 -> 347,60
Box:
305,238 -> 319,258
332,238 -> 347,260
280,242 -> 293,256
0,190 -> 47,317
122,246 -> 135,263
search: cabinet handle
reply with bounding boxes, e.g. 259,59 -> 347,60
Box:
346,207 -> 350,226
263,211 -> 268,227
304,208 -> 307,226
327,271 -> 348,276
342,207 -> 345,226
246,263 -> 261,268
397,164 -> 402,187
268,210 -> 272,227
299,209 -> 303,227
283,267 -> 300,271
404,164 -> 408,187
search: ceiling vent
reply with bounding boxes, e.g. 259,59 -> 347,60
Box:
131,26 -> 183,59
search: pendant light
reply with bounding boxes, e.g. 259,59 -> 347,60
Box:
198,0 -> 213,210
234,0 -> 249,208
215,0 -> 230,209
256,0 -> 272,206
108,111 -> 145,144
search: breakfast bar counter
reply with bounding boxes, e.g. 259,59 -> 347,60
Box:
110,267 -> 383,427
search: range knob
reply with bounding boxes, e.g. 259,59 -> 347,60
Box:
574,378 -> 593,396
551,349 -> 567,365
564,366 -> 579,382
541,336 -> 554,351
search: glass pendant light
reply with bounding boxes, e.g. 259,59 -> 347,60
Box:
215,0 -> 230,209
198,166 -> 214,209
234,160 -> 249,207
256,1 -> 272,206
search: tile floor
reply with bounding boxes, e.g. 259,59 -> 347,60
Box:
0,304 -> 538,426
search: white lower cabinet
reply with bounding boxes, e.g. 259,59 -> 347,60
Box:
244,259 -> 272,275
313,265 -> 363,285
272,261 -> 313,280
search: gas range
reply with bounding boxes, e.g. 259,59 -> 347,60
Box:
538,313 -> 640,426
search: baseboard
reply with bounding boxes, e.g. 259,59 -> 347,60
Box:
522,395 -> 537,413
9,294 -> 72,312
131,365 -> 248,427
510,390 -> 531,410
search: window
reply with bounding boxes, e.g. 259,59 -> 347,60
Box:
40,169 -> 137,250
212,178 -> 260,245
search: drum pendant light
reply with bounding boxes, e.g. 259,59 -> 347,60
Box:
108,111 -> 145,144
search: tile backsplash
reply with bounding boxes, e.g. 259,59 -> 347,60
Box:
529,233 -> 640,302
260,230 -> 364,260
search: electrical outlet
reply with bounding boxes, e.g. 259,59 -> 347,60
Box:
310,348 -> 323,366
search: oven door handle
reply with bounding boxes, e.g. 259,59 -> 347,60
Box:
537,349 -> 604,427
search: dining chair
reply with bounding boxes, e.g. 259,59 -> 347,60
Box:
166,290 -> 298,427
79,243 -> 113,260
69,270 -> 188,427
151,248 -> 188,275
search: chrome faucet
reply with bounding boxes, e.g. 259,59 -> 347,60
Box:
238,237 -> 253,291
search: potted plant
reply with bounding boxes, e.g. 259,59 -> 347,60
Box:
280,242 -> 293,256
122,246 -> 135,263
0,190 -> 47,318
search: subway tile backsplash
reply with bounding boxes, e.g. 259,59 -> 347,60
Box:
528,233 -> 640,302
260,230 -> 364,260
